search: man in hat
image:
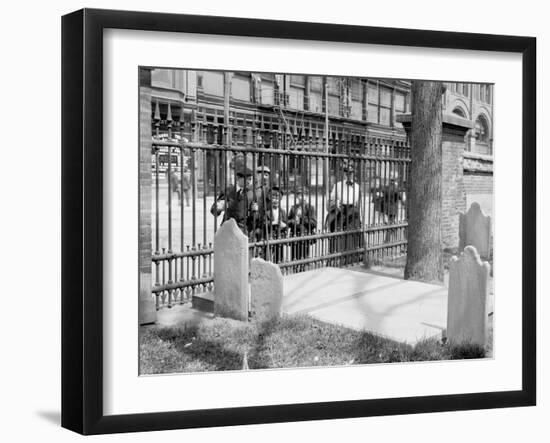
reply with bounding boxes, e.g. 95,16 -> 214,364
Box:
210,155 -> 255,236
325,159 -> 363,264
255,164 -> 271,190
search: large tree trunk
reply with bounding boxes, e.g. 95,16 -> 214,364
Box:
404,81 -> 444,283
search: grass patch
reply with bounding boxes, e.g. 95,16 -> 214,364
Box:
140,314 -> 488,375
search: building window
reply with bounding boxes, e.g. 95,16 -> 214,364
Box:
350,79 -> 363,120
251,73 -> 276,105
326,77 -> 341,116
475,115 -> 490,143
453,107 -> 466,118
288,75 -> 305,110
309,76 -> 323,113
366,82 -> 393,126
260,80 -> 274,105
151,69 -> 174,89
232,74 -> 251,101
395,92 -> 406,113
393,90 -> 407,125
367,82 -> 379,123
201,71 -> 224,96
379,86 -> 392,126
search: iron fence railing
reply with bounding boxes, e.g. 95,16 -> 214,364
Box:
149,105 -> 410,309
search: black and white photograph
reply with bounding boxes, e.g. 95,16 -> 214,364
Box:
138,68 -> 495,374
2,0 -> 544,440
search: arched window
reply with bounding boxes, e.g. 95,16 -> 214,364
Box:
452,107 -> 466,118
475,115 -> 490,144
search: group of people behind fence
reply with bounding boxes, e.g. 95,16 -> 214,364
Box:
209,157 -> 318,267
208,156 -> 393,268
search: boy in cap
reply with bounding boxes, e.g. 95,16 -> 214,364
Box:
266,185 -> 287,263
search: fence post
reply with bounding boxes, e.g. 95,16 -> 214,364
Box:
397,112 -> 473,250
139,68 -> 156,325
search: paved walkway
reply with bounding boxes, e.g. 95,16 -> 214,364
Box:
283,267 -> 448,345
152,265 -> 494,346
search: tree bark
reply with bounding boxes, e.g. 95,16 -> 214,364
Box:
404,81 -> 444,283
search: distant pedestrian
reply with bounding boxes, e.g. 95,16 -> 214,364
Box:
181,167 -> 191,207
169,169 -> 181,205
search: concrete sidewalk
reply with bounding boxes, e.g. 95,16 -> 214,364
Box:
283,267 -> 448,345
153,266 -> 454,346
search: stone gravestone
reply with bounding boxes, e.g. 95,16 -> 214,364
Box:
459,202 -> 491,258
447,246 -> 491,347
213,218 -> 249,321
250,258 -> 283,321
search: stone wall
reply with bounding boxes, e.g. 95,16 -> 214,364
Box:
463,152 -> 493,218
442,127 -> 468,249
464,172 -> 493,194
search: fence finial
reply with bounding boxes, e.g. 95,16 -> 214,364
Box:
153,100 -> 161,121
166,103 -> 172,123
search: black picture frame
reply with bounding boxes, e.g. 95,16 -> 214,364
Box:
61,8 -> 536,435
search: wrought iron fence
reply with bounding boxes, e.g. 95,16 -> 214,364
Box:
149,105 -> 410,309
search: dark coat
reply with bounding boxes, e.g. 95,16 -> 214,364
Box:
210,186 -> 255,234
325,205 -> 362,232
266,207 -> 288,239
372,182 -> 405,219
249,186 -> 271,241
288,203 -> 317,241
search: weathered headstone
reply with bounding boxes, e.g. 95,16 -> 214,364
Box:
250,258 -> 283,321
447,246 -> 491,347
213,218 -> 249,321
459,202 -> 491,258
